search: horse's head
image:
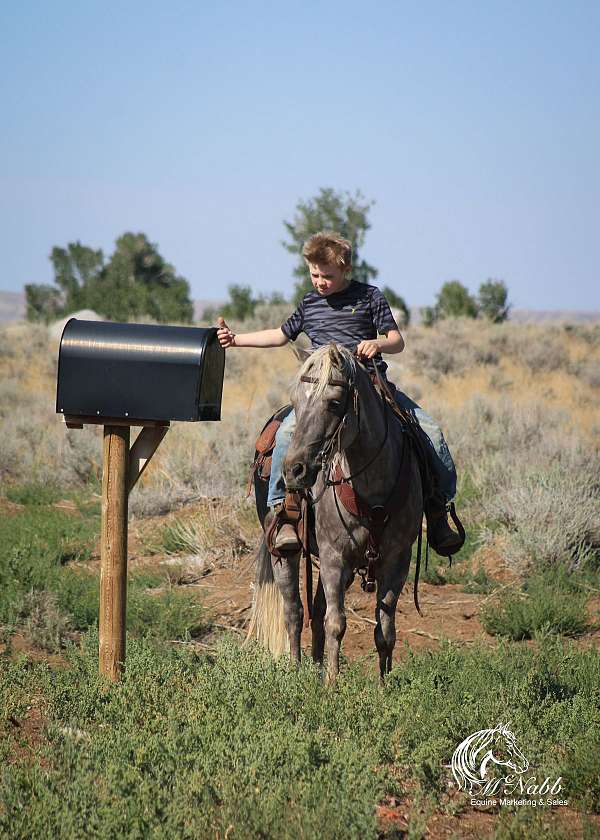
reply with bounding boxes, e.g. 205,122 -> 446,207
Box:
284,344 -> 361,491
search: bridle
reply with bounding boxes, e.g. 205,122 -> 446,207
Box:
298,365 -> 390,494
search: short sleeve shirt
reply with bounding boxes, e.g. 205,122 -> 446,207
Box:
281,281 -> 399,373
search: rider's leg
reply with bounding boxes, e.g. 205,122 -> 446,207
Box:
391,388 -> 463,555
266,410 -> 301,551
267,409 -> 296,507
392,389 -> 456,502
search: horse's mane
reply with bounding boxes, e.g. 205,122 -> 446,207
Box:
292,344 -> 358,399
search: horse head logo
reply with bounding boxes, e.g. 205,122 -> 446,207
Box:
450,724 -> 530,792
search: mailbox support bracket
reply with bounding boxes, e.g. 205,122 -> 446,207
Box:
128,426 -> 170,493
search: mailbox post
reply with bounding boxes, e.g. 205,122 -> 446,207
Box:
56,319 -> 225,681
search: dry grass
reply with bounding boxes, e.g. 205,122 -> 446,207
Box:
1,315 -> 599,578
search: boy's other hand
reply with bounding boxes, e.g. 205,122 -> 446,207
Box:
356,339 -> 380,360
216,316 -> 236,348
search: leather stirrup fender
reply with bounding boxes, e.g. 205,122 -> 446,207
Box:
283,491 -> 302,523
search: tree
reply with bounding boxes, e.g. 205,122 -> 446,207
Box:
382,286 -> 410,327
220,285 -> 258,320
435,280 -> 478,319
216,287 -> 288,321
24,283 -> 63,323
25,233 -> 193,323
478,279 -> 510,323
282,188 -> 378,302
420,306 -> 438,327
86,233 -> 193,323
50,242 -> 104,313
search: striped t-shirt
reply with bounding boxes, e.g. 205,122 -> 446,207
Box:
281,281 -> 399,373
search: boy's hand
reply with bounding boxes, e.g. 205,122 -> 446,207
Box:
216,316 -> 236,348
356,339 -> 380,360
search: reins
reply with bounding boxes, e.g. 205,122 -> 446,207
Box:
299,370 -> 390,489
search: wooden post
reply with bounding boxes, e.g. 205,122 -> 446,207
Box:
99,426 -> 130,682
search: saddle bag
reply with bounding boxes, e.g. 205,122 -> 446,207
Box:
246,404 -> 293,493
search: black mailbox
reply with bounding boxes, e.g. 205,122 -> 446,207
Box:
56,319 -> 225,422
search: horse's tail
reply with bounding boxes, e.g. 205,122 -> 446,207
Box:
245,536 -> 289,657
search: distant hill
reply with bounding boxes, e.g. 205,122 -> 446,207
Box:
0,291 -> 25,321
1,289 -> 599,325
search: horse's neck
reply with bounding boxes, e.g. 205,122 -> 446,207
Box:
343,375 -> 403,498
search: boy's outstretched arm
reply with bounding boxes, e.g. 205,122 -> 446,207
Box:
216,316 -> 289,349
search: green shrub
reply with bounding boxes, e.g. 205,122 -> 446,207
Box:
6,482 -> 63,506
492,809 -> 569,839
0,506 -> 98,626
0,498 -> 208,645
481,569 -> 589,640
127,587 -> 206,640
1,635 -> 599,838
15,590 -> 72,652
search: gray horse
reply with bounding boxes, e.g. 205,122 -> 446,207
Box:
248,344 -> 423,682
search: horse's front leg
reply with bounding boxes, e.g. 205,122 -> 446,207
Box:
375,547 -> 411,683
271,552 -> 303,664
320,556 -> 351,684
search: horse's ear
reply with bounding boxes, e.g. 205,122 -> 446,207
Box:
292,346 -> 311,363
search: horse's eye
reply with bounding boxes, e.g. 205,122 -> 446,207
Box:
327,399 -> 342,412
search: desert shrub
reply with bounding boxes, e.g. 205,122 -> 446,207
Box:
459,564 -> 497,594
127,588 -> 206,640
405,319 -> 500,382
516,335 -> 565,373
570,358 -> 600,389
0,379 -> 21,414
128,413 -> 256,517
6,482 -> 63,506
479,466 -> 600,573
57,427 -> 102,486
559,734 -> 600,813
563,323 -> 600,346
481,568 -> 589,640
0,402 -> 101,490
2,634 -> 599,837
0,504 -> 98,628
434,392 -> 599,508
54,568 -> 206,641
239,301 -> 294,331
492,810 -> 571,839
14,590 -> 73,652
160,498 -> 255,562
0,494 -> 208,644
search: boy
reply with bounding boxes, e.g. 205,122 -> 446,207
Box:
217,231 -> 461,555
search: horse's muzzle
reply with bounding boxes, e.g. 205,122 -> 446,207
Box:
284,459 -> 320,490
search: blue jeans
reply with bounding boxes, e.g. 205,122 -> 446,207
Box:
267,389 -> 457,507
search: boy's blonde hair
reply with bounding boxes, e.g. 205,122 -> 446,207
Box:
302,231 -> 352,273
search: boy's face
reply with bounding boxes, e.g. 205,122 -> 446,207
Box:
307,262 -> 350,296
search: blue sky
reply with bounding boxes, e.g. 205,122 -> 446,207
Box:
1,1 -> 598,309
